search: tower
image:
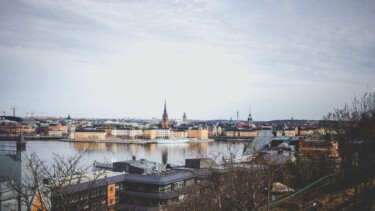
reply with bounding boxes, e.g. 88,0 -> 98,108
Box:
247,107 -> 253,127
162,100 -> 169,129
182,112 -> 187,124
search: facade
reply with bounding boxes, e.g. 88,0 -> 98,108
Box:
298,138 -> 339,158
277,128 -> 297,137
1,124 -> 35,134
161,101 -> 169,129
224,129 -> 259,137
188,127 -> 208,140
48,124 -> 68,134
39,158 -> 212,211
48,130 -> 63,137
298,128 -> 314,136
156,129 -> 172,138
112,128 -> 143,138
74,130 -> 106,141
173,130 -> 188,138
143,129 -> 157,140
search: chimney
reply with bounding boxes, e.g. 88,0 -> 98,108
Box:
132,155 -> 136,161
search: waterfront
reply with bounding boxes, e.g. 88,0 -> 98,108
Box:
0,140 -> 248,167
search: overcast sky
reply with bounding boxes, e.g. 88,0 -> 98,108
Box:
0,0 -> 374,120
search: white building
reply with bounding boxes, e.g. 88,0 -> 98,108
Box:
156,129 -> 172,138
112,129 -> 143,138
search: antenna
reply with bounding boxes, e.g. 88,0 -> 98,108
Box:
237,111 -> 239,122
11,106 -> 18,117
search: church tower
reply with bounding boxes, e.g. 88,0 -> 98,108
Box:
182,112 -> 187,124
247,108 -> 253,127
162,100 -> 169,128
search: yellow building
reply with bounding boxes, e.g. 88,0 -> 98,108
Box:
188,128 -> 208,140
224,129 -> 259,137
48,124 -> 68,133
74,130 -> 106,141
173,130 -> 188,138
143,129 -> 157,140
2,124 -> 35,134
277,128 -> 297,137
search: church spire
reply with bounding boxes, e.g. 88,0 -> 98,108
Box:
162,100 -> 169,128
163,100 -> 168,116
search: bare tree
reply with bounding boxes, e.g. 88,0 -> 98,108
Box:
324,91 -> 375,207
1,151 -> 105,211
165,144 -> 284,211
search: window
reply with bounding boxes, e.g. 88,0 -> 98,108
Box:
173,181 -> 184,189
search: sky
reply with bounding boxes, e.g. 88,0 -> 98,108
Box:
0,0 -> 374,120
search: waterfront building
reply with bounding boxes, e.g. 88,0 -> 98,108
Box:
224,129 -> 259,138
173,129 -> 188,138
143,128 -> 157,140
111,128 -> 143,139
156,128 -> 172,138
0,124 -> 35,134
48,130 -> 63,137
161,101 -> 169,129
188,126 -> 208,140
74,129 -> 106,141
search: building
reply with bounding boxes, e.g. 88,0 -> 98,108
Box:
298,137 -> 339,158
173,129 -> 188,138
277,127 -> 298,137
182,112 -> 187,125
111,128 -> 143,139
156,128 -> 172,138
247,109 -> 253,127
161,101 -> 169,129
114,158 -> 211,210
0,135 -> 28,211
42,157 -> 213,211
143,129 -> 157,140
0,124 -> 35,134
224,129 -> 259,137
48,130 -> 63,137
188,126 -> 208,140
74,129 -> 106,141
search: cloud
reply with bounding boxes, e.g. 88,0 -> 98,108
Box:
0,0 -> 374,120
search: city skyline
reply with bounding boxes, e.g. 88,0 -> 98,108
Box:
1,0 -> 374,120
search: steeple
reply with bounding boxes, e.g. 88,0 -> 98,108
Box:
182,112 -> 187,124
162,100 -> 169,128
247,107 -> 253,127
163,100 -> 168,116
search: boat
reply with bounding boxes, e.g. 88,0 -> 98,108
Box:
156,138 -> 189,144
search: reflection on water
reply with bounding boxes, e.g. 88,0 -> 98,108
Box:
0,141 -> 247,166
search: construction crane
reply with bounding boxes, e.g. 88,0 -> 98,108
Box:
0,110 -> 5,116
11,106 -> 18,117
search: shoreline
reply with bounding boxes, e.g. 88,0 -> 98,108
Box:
59,138 -> 214,144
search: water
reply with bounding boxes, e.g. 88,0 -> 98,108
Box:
0,140 -> 248,167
